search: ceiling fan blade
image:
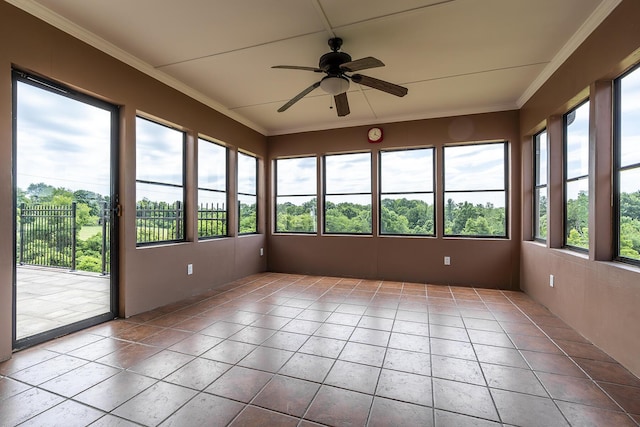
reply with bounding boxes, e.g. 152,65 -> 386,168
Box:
334,92 -> 350,117
277,81 -> 321,112
340,57 -> 385,73
272,65 -> 323,73
351,74 -> 408,97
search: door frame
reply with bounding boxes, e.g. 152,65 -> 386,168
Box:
11,69 -> 120,350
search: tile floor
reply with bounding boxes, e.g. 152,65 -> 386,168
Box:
15,266 -> 111,339
1,272 -> 639,426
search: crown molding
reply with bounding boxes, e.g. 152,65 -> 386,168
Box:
5,0 -> 268,136
517,0 -> 623,108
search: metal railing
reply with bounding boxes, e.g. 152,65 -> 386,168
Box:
198,203 -> 226,238
17,202 -> 111,274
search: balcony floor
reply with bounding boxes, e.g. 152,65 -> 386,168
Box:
16,265 -> 111,340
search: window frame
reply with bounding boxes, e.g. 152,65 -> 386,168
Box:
613,64 -> 640,266
563,100 -> 590,252
323,151 -> 373,235
237,150 -> 259,235
274,156 -> 318,234
197,137 -> 228,240
135,115 -> 186,246
443,141 -> 509,238
378,146 -> 436,237
533,129 -> 548,242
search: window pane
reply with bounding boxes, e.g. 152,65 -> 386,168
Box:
199,139 -> 226,191
566,178 -> 589,249
444,191 -> 506,237
565,102 -> 590,180
444,143 -> 505,191
534,187 -> 548,240
535,131 -> 548,186
325,194 -> 372,234
325,153 -> 371,194
238,152 -> 257,195
381,194 -> 434,235
277,157 -> 316,195
239,194 -> 257,233
276,196 -> 317,233
380,149 -> 433,193
136,117 -> 183,186
620,67 -> 640,168
619,168 -> 640,260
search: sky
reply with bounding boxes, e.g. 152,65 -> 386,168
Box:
16,81 -> 112,197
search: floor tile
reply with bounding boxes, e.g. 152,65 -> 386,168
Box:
112,381 -> 196,426
304,385 -> 372,427
159,393 -> 244,427
252,375 -> 319,417
521,350 -> 586,377
88,414 -> 140,427
280,319 -> 322,335
299,336 -> 346,358
434,409 -> 501,426
229,325 -> 277,345
0,387 -> 65,426
537,372 -> 619,410
128,349 -> 194,379
20,399 -> 104,427
205,366 -> 273,402
432,378 -> 499,422
396,310 -> 429,323
575,358 -> 640,387
96,342 -> 162,369
556,400 -> 638,427
350,327 -> 390,347
473,343 -> 528,368
141,328 -> 192,348
39,362 -> 121,397
467,329 -> 514,348
597,382 -> 640,415
250,314 -> 291,330
238,346 -> 293,372
261,330 -> 309,351
432,355 -> 485,386
462,318 -> 502,332
368,396 -> 434,427
201,340 -> 257,364
68,337 -> 130,361
430,324 -> 469,342
296,309 -> 332,322
383,347 -> 431,376
555,339 -> 616,362
338,341 -> 386,367
229,405 -> 299,426
45,333 -> 104,354
277,352 -> 334,383
324,360 -> 380,394
74,371 -> 156,412
429,314 -> 465,328
481,363 -> 547,397
200,321 -> 246,338
313,323 -> 355,340
168,333 -> 223,356
509,333 -> 562,353
0,376 -> 31,400
357,315 -> 394,331
430,338 -> 476,360
164,358 -> 231,390
376,369 -> 432,406
389,332 -> 431,353
9,354 -> 88,386
491,388 -> 568,426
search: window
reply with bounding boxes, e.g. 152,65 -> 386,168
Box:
379,148 -> 435,235
275,157 -> 317,233
324,152 -> 372,234
615,65 -> 640,263
444,142 -> 508,237
135,116 -> 185,245
198,138 -> 227,239
238,151 -> 258,234
534,130 -> 548,241
564,101 -> 590,250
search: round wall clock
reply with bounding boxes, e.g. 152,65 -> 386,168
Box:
367,127 -> 383,143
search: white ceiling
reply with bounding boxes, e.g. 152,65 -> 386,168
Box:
9,0 -> 620,136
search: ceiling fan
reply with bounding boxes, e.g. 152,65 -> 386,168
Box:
272,37 -> 408,117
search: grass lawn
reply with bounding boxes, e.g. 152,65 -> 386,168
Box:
79,225 -> 102,240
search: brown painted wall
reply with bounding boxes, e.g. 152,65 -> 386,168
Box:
0,3 -> 267,361
267,111 -> 522,289
520,0 -> 640,377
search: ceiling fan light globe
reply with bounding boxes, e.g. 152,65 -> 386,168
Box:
320,76 -> 350,95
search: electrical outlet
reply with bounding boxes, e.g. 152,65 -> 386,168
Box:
549,274 -> 554,287
260,248 -> 264,256
444,256 -> 451,266
187,264 -> 193,275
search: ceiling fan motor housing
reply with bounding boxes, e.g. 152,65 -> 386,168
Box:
319,51 -> 352,76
